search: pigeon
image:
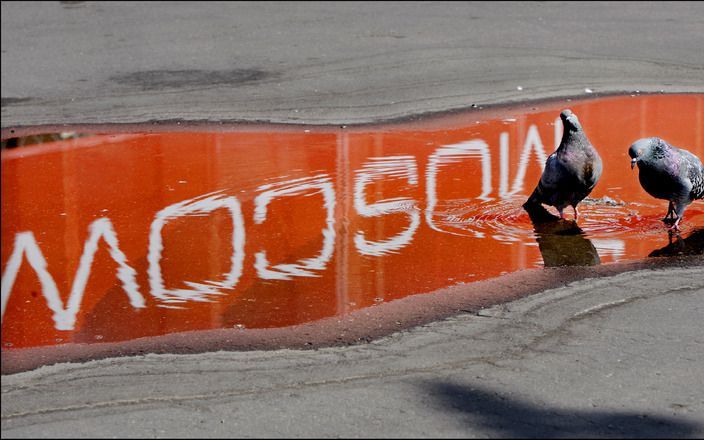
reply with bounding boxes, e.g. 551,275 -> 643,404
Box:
523,109 -> 602,221
628,137 -> 704,230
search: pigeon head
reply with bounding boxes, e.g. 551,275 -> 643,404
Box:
628,137 -> 667,169
560,109 -> 582,132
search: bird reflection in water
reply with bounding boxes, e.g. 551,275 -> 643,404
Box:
649,228 -> 704,258
524,203 -> 601,267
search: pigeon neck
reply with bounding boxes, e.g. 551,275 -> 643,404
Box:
649,142 -> 669,160
639,144 -> 674,171
560,127 -> 587,149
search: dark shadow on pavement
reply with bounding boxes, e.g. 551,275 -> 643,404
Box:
524,203 -> 601,267
423,380 -> 703,438
649,228 -> 704,258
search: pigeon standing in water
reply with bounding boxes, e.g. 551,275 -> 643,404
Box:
628,137 -> 704,230
523,109 -> 602,221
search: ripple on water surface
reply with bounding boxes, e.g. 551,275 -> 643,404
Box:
1,94 -> 702,368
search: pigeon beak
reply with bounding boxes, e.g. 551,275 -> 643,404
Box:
630,158 -> 637,169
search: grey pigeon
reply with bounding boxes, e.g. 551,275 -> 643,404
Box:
523,109 -> 602,220
628,137 -> 704,230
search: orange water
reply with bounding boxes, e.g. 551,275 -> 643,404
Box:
2,94 -> 702,350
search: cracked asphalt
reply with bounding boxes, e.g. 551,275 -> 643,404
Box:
2,2 -> 704,438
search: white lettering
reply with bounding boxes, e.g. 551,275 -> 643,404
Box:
425,140 -> 492,237
509,124 -> 547,195
554,116 -> 562,151
147,192 -> 245,304
1,219 -> 144,330
254,176 -> 336,280
353,156 -> 420,256
499,132 -> 510,199
591,239 -> 626,261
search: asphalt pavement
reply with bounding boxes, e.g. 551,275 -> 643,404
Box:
2,2 -> 703,438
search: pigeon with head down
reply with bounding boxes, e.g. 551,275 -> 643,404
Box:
523,109 -> 602,221
628,137 -> 704,230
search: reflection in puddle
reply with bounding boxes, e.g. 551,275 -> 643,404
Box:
649,228 -> 704,258
524,204 -> 600,267
1,94 -> 703,361
0,132 -> 89,149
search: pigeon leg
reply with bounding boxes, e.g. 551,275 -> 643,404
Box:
558,208 -> 566,220
663,201 -> 675,222
573,205 -> 580,222
669,202 -> 689,231
668,210 -> 681,230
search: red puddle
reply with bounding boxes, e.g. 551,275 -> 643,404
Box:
2,94 -> 703,363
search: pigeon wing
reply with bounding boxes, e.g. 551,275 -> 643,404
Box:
537,152 -> 567,205
681,149 -> 704,200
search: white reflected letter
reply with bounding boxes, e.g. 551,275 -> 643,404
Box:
254,175 -> 335,280
499,132 -> 510,199
554,116 -> 563,151
148,192 -> 245,304
1,219 -> 144,330
591,239 -> 625,262
425,140 -> 492,236
353,156 -> 420,256
510,124 -> 547,195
